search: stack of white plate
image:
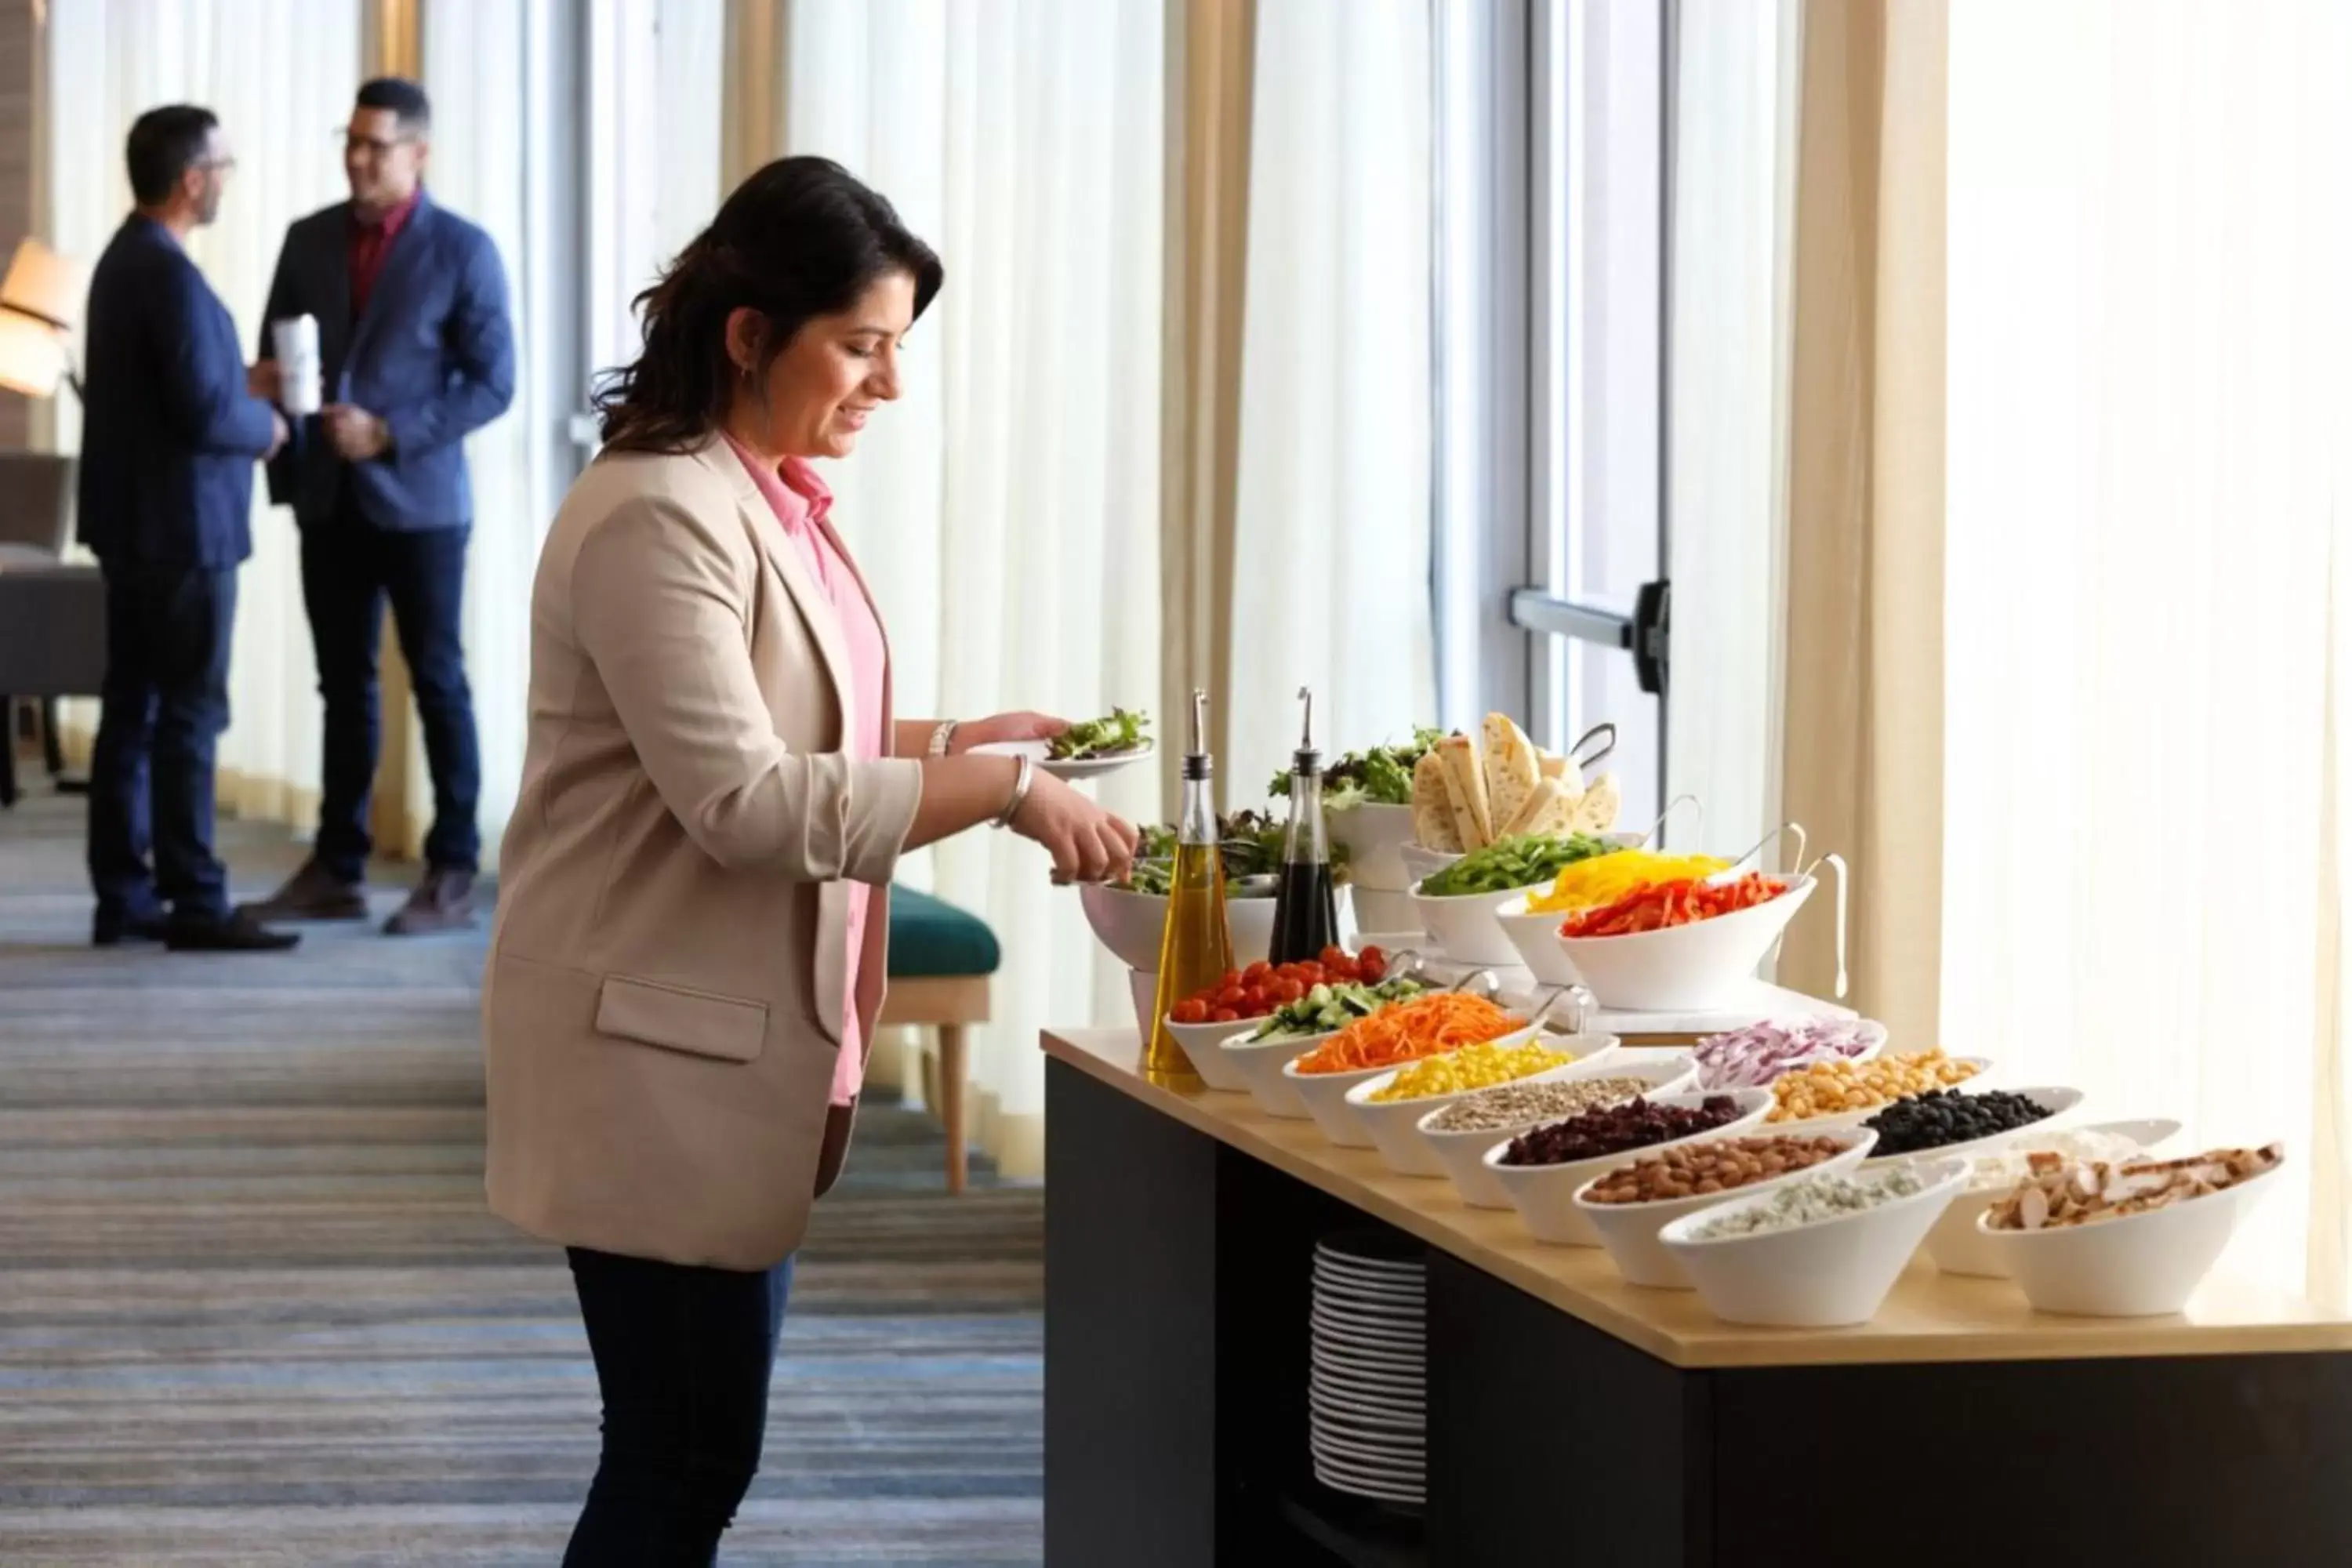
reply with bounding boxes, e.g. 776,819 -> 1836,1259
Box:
1308,1232 -> 1427,1508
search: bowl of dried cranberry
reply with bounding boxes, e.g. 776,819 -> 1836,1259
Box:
1572,1128 -> 1879,1287
1482,1088 -> 1773,1246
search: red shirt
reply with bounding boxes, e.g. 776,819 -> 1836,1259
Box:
348,189 -> 421,320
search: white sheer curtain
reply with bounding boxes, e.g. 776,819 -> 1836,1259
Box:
1225,0 -> 1435,799
418,0 -> 576,865
1664,0 -> 1800,861
1946,0 -> 2352,1301
45,0 -> 361,826
772,0 -> 1164,1167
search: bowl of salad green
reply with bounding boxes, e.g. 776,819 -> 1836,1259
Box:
1080,812 -> 1357,970
1408,833 -> 1624,967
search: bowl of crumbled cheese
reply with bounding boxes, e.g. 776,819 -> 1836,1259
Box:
1972,1142 -> 2287,1316
1658,1157 -> 1970,1327
1922,1120 -> 2179,1279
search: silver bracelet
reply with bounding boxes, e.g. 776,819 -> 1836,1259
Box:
992,754 -> 1035,829
927,720 -> 959,757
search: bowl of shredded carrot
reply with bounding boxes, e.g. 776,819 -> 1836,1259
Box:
1279,993 -> 1534,1149
1553,871 -> 1817,1012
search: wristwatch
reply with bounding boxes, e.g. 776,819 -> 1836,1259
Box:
927,720 -> 959,757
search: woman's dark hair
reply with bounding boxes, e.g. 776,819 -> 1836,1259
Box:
595,157 -> 943,453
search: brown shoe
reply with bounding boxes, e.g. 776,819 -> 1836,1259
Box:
385,866 -> 477,936
238,858 -> 368,923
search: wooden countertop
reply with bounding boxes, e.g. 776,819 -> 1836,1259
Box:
1043,1025 -> 2352,1370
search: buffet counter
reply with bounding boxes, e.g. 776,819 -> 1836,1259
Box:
1043,1025 -> 2352,1567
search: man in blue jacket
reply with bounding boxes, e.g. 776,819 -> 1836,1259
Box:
242,77 -> 514,936
80,105 -> 298,953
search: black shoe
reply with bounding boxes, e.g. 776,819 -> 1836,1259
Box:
165,909 -> 302,953
236,858 -> 369,923
93,906 -> 171,947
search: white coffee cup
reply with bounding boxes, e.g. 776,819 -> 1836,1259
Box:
270,314 -> 322,416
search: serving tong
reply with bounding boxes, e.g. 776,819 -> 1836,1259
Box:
1368,947 -> 1599,1036
1708,820 -> 1849,1001
1567,722 -> 1617,775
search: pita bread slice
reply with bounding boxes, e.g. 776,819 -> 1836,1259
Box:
1480,714 -> 1541,837
1537,750 -> 1570,782
1498,776 -> 1566,839
1436,735 -> 1494,850
1566,773 -> 1621,835
1411,753 -> 1462,851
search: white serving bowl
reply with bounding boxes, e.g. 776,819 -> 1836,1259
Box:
1396,843 -> 1464,889
1283,1022 -> 1539,1149
1350,888 -> 1420,938
1856,1086 -> 2084,1171
1219,1025 -> 1333,1118
1407,880 -> 1534,968
1161,1018 -> 1259,1093
1687,1018 -> 1889,1091
1574,1127 -> 1880,1288
1661,1156 -> 1969,1327
1341,1037 -> 1622,1178
1923,1118 -> 2180,1279
1078,881 -> 1277,971
1764,1055 -> 1995,1134
1483,1087 -> 1774,1246
1127,968 -> 1157,1036
1555,873 -> 1816,1011
1969,1150 -> 2284,1316
1494,893 -> 1581,985
1416,1051 -> 1690,1210
1327,803 -> 1418,892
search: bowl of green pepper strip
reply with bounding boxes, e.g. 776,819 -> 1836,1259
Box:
1409,833 -> 1628,967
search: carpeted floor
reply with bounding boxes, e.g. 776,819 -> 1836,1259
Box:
0,787 -> 1043,1565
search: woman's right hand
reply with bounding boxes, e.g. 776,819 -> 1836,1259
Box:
1011,771 -> 1140,885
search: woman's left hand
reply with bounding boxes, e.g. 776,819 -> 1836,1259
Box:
952,712 -> 1069,753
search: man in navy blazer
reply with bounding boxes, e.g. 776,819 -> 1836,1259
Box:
243,78 -> 514,936
79,105 -> 298,953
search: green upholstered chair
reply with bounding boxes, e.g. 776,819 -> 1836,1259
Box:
880,886 -> 1000,1192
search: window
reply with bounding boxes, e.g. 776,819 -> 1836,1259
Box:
1436,0 -> 1669,829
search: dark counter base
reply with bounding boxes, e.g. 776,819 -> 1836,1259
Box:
1046,1057 -> 2352,1567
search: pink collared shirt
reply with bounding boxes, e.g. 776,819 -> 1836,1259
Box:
723,433 -> 890,1106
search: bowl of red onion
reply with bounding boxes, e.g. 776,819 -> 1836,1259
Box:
1689,1017 -> 1886,1092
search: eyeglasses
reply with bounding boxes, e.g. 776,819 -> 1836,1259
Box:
339,132 -> 416,158
197,156 -> 237,174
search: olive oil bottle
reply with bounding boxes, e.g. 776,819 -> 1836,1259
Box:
1148,691 -> 1232,1083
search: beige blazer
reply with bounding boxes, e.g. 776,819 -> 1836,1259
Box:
482,434 -> 924,1271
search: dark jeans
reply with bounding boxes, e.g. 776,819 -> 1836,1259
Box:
87,564 -> 236,920
299,505 -> 480,881
564,1247 -> 795,1566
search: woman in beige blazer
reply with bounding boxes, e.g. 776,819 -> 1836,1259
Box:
482,157 -> 1137,1563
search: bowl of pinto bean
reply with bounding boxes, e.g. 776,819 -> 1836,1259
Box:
1573,1128 -> 1881,1288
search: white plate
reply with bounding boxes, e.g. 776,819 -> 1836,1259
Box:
1312,1282 -> 1425,1313
972,735 -> 1154,782
1308,1376 -> 1426,1417
1307,1339 -> 1425,1376
1312,1461 -> 1425,1506
1311,1433 -> 1428,1471
1314,1250 -> 1425,1277
1309,1312 -> 1424,1348
1308,1397 -> 1425,1436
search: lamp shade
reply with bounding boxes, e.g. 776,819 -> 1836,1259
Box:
0,307 -> 67,397
1,238 -> 81,331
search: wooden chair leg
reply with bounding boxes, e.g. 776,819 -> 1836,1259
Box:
0,697 -> 17,808
938,1022 -> 968,1195
40,698 -> 64,776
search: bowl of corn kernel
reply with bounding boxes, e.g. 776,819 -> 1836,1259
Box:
1764,1048 -> 1994,1131
1341,1035 -> 1622,1178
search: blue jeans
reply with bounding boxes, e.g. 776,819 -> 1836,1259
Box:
86,564 -> 235,919
563,1247 -> 795,1566
299,506 -> 481,880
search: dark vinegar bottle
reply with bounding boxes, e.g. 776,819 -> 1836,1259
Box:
1269,688 -> 1338,964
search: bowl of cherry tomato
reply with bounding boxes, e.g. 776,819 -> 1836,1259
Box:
1167,946 -> 1392,1029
